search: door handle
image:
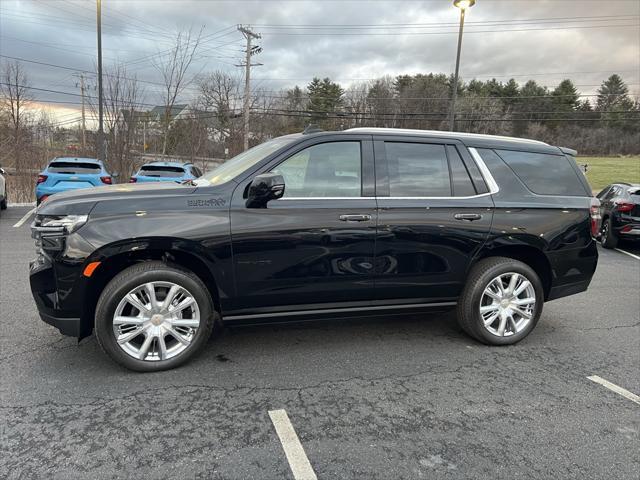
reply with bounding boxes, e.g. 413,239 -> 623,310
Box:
454,213 -> 482,221
339,214 -> 372,222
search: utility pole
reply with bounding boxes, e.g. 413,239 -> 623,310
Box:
96,0 -> 105,160
236,25 -> 262,151
80,74 -> 86,154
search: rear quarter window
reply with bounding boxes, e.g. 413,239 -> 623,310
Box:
494,149 -> 589,196
48,162 -> 101,174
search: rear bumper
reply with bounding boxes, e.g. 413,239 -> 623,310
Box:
36,184 -> 94,199
619,225 -> 640,237
547,279 -> 591,301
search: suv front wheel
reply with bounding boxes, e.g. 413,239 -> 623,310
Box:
95,261 -> 216,372
457,257 -> 544,345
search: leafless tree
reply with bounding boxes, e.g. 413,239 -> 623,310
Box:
197,70 -> 242,154
0,60 -> 33,172
344,82 -> 370,127
154,28 -> 203,155
87,63 -> 143,176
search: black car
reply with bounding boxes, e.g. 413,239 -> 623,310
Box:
595,183 -> 640,248
30,128 -> 599,371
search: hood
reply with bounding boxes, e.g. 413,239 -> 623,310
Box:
37,181 -> 198,216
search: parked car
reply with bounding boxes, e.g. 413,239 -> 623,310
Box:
0,165 -> 7,212
595,182 -> 640,248
30,128 -> 598,371
129,162 -> 202,183
36,157 -> 114,205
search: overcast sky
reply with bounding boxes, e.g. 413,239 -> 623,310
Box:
1,0 -> 639,123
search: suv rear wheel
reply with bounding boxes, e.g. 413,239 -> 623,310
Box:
95,261 -> 216,372
457,257 -> 543,345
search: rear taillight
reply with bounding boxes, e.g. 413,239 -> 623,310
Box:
590,197 -> 601,238
616,201 -> 634,213
129,177 -> 137,183
37,174 -> 48,184
100,176 -> 112,184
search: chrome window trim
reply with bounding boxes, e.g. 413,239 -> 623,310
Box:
274,146 -> 500,201
382,192 -> 494,200
277,196 -> 370,201
468,147 -> 500,194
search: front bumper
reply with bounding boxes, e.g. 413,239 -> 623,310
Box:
30,257 -> 83,337
39,311 -> 81,337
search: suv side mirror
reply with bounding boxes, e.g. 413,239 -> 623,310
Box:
0,167 -> 5,175
246,173 -> 285,208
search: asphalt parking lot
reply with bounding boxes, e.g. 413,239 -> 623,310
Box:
1,206 -> 638,480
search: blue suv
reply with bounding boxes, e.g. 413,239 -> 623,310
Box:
36,157 -> 114,205
129,162 -> 202,183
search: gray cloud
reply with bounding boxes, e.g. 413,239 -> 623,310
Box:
1,0 -> 638,116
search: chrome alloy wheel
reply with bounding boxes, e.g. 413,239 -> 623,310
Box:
479,272 -> 536,337
112,281 -> 201,361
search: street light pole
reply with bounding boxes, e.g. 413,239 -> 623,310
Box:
96,0 -> 105,160
449,0 -> 475,131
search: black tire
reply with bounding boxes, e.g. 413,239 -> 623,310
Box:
95,261 -> 216,372
0,192 -> 7,210
457,257 -> 544,345
600,217 -> 618,249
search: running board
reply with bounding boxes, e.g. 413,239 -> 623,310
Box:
223,301 -> 457,322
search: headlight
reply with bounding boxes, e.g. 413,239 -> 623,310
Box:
38,214 -> 88,234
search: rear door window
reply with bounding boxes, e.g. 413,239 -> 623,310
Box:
494,150 -> 588,196
140,166 -> 185,177
384,142 -> 451,197
447,146 -> 477,197
48,162 -> 101,174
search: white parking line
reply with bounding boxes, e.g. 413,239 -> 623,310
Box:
268,409 -> 318,480
614,248 -> 640,260
12,207 -> 36,228
587,375 -> 640,406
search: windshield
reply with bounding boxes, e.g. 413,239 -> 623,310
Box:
199,136 -> 299,186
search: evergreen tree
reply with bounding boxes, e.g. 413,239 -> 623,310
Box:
596,74 -> 634,111
596,75 -> 636,130
306,77 -> 344,123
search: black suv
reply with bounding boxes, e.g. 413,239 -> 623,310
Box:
30,128 -> 598,371
595,183 -> 640,248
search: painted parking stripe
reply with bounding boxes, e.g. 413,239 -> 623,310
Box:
268,409 -> 318,480
12,207 -> 36,228
588,375 -> 640,406
614,248 -> 640,260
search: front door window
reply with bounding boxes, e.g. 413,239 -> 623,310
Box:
272,142 -> 362,198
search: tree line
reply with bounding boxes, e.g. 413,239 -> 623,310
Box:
1,56 -> 638,200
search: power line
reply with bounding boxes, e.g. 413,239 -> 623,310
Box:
259,24 -> 640,36
253,14 -> 640,28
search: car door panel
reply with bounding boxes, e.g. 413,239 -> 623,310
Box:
373,137 -> 494,303
228,136 -> 377,314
